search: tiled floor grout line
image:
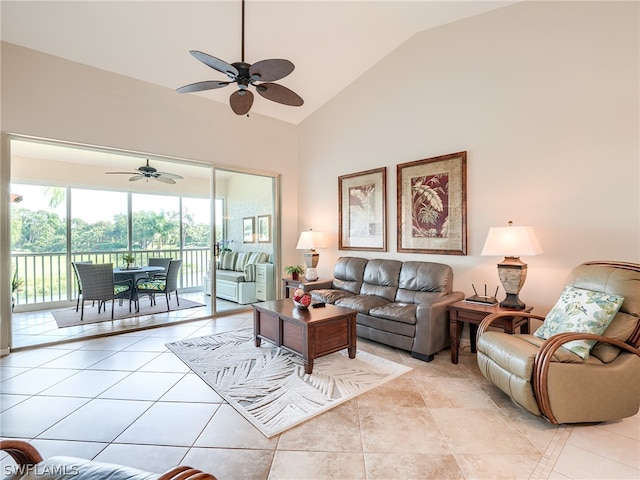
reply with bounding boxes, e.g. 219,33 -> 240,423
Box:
529,424 -> 573,479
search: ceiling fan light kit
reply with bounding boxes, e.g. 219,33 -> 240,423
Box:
176,0 -> 303,116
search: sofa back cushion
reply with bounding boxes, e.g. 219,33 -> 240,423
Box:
395,261 -> 454,303
332,257 -> 368,294
236,251 -> 271,281
360,259 -> 402,301
218,251 -> 237,270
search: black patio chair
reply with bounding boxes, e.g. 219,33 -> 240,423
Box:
136,259 -> 182,311
71,260 -> 92,312
148,257 -> 172,280
74,263 -> 134,320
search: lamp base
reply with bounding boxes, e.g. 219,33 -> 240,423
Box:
305,267 -> 319,281
499,293 -> 526,310
497,256 -> 528,311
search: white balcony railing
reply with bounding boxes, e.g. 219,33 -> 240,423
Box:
11,248 -> 211,309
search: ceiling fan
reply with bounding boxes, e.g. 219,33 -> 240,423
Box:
105,159 -> 184,184
176,0 -> 303,116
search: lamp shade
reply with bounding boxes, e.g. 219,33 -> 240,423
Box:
481,225 -> 543,257
296,230 -> 326,250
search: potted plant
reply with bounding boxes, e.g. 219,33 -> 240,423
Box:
284,265 -> 305,281
11,268 -> 24,312
123,253 -> 136,269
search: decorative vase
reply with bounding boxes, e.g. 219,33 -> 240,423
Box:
293,293 -> 312,309
292,272 -> 299,281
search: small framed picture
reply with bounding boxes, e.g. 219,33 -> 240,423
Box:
338,167 -> 387,251
257,214 -> 272,243
243,217 -> 255,243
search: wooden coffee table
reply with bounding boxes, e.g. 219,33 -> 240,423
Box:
252,299 -> 357,374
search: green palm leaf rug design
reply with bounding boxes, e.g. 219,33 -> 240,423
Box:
166,328 -> 411,438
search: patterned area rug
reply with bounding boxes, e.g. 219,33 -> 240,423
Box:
52,297 -> 205,327
166,327 -> 412,438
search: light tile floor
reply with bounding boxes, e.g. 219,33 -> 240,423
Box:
1,311 -> 639,480
10,292 -> 239,349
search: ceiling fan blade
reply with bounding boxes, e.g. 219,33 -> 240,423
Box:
176,81 -> 232,93
249,59 -> 295,82
155,176 -> 177,185
256,83 -> 304,106
106,171 -> 138,175
190,50 -> 239,78
230,90 -> 254,115
157,172 -> 184,180
129,175 -> 144,182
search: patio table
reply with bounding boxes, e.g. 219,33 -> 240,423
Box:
113,266 -> 165,305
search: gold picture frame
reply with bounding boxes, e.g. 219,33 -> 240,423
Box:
338,167 -> 386,251
397,151 -> 467,255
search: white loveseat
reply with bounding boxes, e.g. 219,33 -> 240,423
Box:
211,251 -> 271,304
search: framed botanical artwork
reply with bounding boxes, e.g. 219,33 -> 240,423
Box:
338,167 -> 387,251
257,214 -> 271,243
397,151 -> 467,255
243,217 -> 255,243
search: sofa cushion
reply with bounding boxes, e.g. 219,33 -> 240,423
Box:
234,252 -> 251,272
218,251 -> 237,270
216,270 -> 246,282
591,312 -> 639,363
331,257 -> 368,294
369,302 -> 417,325
398,261 -> 453,293
534,286 -> 624,360
335,295 -> 390,314
360,259 -> 402,301
311,289 -> 354,304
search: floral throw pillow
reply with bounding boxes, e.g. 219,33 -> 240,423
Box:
534,286 -> 624,360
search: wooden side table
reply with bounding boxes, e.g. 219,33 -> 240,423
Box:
282,277 -> 329,298
448,300 -> 533,364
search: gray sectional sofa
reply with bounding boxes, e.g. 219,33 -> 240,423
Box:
307,257 -> 464,361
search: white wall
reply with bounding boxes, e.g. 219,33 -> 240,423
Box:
224,172 -> 274,255
298,1 -> 640,314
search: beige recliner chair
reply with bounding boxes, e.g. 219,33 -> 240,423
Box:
476,261 -> 640,424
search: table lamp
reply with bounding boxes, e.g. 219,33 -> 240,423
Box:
296,229 -> 326,281
481,221 -> 543,310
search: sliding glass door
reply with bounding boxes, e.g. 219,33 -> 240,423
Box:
6,134 -> 279,350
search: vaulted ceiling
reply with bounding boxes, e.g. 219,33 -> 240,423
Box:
1,1 -> 517,125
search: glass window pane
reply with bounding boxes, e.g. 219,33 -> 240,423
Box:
132,193 -> 180,251
71,188 -> 128,252
183,197 -> 211,248
10,184 -> 68,305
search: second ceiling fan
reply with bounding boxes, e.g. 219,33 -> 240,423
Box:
176,0 -> 303,116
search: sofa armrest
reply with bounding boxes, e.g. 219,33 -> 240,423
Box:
301,279 -> 333,292
412,291 -> 466,357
